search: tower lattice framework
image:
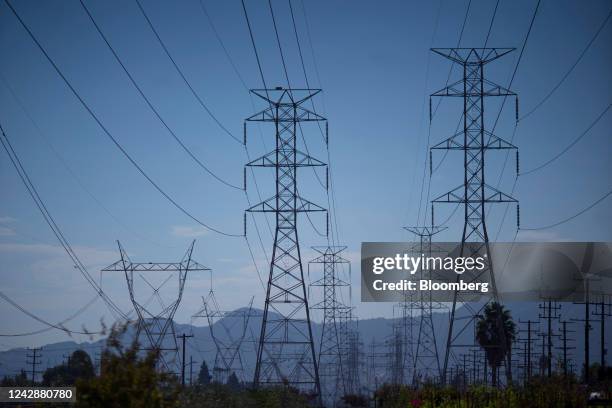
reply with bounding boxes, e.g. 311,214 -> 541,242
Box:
245,88 -> 326,397
309,246 -> 350,406
429,48 -> 519,385
103,240 -> 209,372
405,226 -> 446,385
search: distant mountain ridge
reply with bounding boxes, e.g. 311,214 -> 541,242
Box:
0,302 -> 599,382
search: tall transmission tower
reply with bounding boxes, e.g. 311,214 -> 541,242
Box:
103,241 -> 209,372
405,226 -> 446,385
309,246 -> 350,406
192,286 -> 255,384
366,338 -> 386,396
386,317 -> 409,385
335,306 -> 362,396
429,48 -> 519,385
344,327 -> 363,395
245,88 -> 326,398
388,288 -> 415,386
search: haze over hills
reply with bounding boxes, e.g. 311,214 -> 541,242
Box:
0,302 -> 601,382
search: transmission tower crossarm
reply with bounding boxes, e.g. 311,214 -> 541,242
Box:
431,130 -> 517,150
431,48 -> 515,64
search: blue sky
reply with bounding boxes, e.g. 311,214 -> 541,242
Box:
0,0 -> 610,350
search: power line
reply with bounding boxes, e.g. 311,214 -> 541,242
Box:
195,5 -> 275,230
198,0 -> 249,91
520,188 -> 612,231
79,0 -> 242,190
492,0 -> 541,131
404,0 -> 443,231
268,0 -> 291,87
520,103 -> 611,176
486,0 -> 542,238
0,119 -> 128,320
241,0 -> 270,94
0,72 -> 176,249
0,295 -> 99,337
520,8 -> 612,121
430,0 -> 472,119
483,0 -> 500,47
267,0 -> 328,195
192,1 -> 278,292
190,0 -> 275,292
134,0 -> 243,145
487,0 -> 542,192
243,0 -> 328,242
417,0 -> 474,228
4,0 -> 242,237
288,0 -> 338,244
296,0 -> 351,308
0,291 -> 103,336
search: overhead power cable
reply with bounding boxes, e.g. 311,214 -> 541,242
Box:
4,0 -> 242,237
268,0 -> 328,234
79,0 -> 242,190
0,291 -> 103,336
288,0 -> 336,243
520,188 -> 612,231
487,0 -> 541,236
491,0 -> 541,132
520,103 -> 611,176
0,72 -> 175,249
0,120 -> 127,320
431,0 -> 472,119
299,0 -> 343,248
520,8 -> 612,121
0,295 -> 99,337
242,0 -> 270,94
418,0 -> 471,227
139,1 -> 275,284
483,0 -> 500,47
134,0 -> 243,145
198,0 -> 250,91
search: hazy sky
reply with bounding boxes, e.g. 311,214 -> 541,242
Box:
0,0 -> 610,350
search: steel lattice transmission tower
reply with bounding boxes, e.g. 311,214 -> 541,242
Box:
404,226 -> 446,385
340,312 -> 362,396
192,283 -> 255,384
245,88 -> 327,397
309,246 -> 350,406
103,240 -> 209,371
388,290 -> 414,385
428,48 -> 519,385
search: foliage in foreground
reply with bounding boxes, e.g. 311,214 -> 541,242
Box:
180,383 -> 311,408
71,323 -> 313,408
75,324 -> 179,408
372,374 -> 610,408
4,323 -> 609,407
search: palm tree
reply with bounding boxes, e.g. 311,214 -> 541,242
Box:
476,302 -> 516,387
